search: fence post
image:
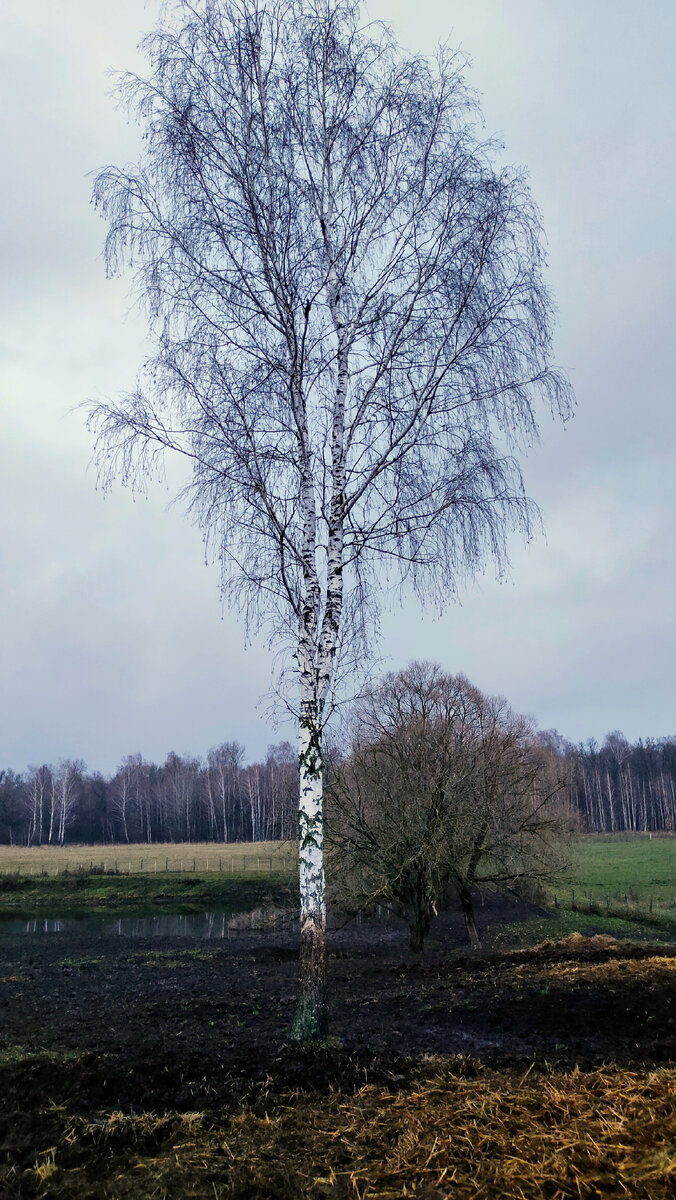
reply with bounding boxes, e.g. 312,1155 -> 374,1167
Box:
193,857 -> 196,873
219,856 -> 222,872
165,857 -> 169,872
572,889 -> 576,911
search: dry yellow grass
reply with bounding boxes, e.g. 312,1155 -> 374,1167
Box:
0,840 -> 295,877
33,1065 -> 676,1198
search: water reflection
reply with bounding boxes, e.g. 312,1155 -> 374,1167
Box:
0,903 -> 396,939
0,905 -> 293,939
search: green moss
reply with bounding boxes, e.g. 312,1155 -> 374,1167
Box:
0,1044 -> 83,1067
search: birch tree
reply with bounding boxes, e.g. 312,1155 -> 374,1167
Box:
89,0 -> 572,1038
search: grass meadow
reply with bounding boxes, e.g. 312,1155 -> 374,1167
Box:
543,833 -> 676,934
0,840 -> 295,878
567,832 -> 676,903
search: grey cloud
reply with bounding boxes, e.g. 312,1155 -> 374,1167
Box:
1,0 -> 674,772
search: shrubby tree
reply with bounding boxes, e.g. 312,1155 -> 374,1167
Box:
88,0 -> 572,1035
327,663 -> 568,950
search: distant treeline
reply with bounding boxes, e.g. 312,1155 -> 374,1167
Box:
0,730 -> 675,846
0,743 -> 297,847
559,731 -> 676,834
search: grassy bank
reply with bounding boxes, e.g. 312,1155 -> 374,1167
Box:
485,906 -> 676,950
0,869 -> 297,919
0,840 -> 297,917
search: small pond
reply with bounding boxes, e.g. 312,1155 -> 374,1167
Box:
0,905 -> 295,939
0,903 -> 396,940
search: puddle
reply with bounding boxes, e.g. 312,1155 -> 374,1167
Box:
0,903 -> 397,939
0,905 -> 294,939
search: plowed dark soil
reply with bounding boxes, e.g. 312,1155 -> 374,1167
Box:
1,895 -> 675,1197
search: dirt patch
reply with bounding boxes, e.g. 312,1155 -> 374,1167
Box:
0,900 -> 675,1196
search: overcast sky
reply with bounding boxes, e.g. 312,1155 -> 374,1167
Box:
1,0 -> 675,774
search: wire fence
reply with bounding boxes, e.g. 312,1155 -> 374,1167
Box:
549,887 -> 676,928
0,842 -> 295,878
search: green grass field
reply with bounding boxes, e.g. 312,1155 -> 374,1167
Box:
542,833 -> 676,933
567,834 -> 675,900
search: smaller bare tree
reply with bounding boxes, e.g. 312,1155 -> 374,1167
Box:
24,765 -> 52,847
327,662 -> 568,950
205,741 -> 245,842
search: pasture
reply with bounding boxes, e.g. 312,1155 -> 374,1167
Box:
549,833 -> 676,931
0,840 -> 295,878
568,832 -> 676,903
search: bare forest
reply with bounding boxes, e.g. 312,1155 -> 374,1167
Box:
0,742 -> 297,847
1,727 -> 675,847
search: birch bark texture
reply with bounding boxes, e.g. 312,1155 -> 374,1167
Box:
88,0 -> 572,1038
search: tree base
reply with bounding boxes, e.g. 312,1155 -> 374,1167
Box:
459,888 -> 482,949
289,997 -> 329,1043
290,918 -> 328,1042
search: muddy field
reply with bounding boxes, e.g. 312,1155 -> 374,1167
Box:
1,895 -> 675,1197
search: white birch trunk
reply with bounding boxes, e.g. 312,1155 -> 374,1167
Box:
291,694 -> 327,1039
290,363 -> 330,1039
47,781 -> 56,845
290,123 -> 350,1038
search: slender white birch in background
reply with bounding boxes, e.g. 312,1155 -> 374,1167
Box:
88,0 -> 573,1039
